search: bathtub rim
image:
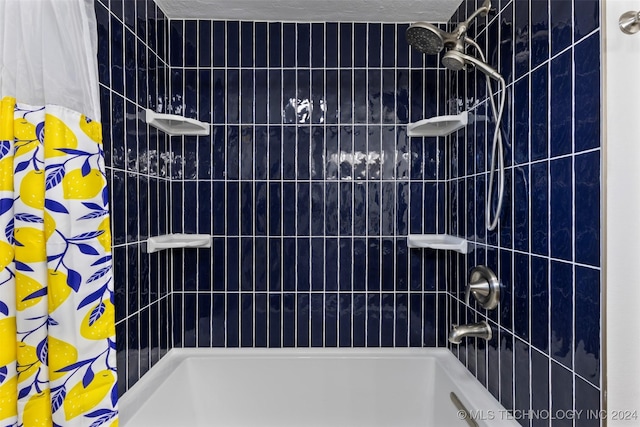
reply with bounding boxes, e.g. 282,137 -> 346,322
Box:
119,347 -> 518,427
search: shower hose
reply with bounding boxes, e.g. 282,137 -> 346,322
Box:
466,38 -> 506,231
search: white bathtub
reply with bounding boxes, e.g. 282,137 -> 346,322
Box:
119,348 -> 519,427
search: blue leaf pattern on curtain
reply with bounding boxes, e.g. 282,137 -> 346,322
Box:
0,97 -> 118,427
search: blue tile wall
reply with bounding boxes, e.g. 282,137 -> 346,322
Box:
447,1 -> 602,425
98,1 -> 603,419
95,0 -> 172,396
168,20 -> 449,350
99,0 -> 457,395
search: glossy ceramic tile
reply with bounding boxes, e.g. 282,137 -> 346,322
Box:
449,0 -> 602,423
574,33 -> 601,153
530,0 -> 549,68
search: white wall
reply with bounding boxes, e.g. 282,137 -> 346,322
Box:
605,0 -> 640,422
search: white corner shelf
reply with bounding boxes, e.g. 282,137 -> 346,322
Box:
407,112 -> 468,137
406,234 -> 469,254
146,234 -> 212,253
142,109 -> 210,136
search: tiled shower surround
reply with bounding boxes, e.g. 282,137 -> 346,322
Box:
96,0 -> 603,424
447,0 -> 601,426
97,0 -> 451,395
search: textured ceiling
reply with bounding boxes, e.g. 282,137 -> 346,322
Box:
153,0 -> 462,23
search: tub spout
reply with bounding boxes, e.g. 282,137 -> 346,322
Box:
448,321 -> 492,344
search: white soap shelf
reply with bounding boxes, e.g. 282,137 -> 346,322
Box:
406,234 -> 469,254
146,234 -> 212,253
142,109 -> 210,136
407,112 -> 468,137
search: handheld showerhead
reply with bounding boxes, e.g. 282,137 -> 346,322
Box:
440,46 -> 507,232
441,50 -> 502,81
441,50 -> 466,71
405,22 -> 446,55
406,0 -> 505,232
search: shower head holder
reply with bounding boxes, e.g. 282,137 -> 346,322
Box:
441,50 -> 502,80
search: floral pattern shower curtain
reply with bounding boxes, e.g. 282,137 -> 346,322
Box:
0,97 -> 118,426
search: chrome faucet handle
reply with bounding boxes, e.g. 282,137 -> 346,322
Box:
464,278 -> 490,305
465,266 -> 500,310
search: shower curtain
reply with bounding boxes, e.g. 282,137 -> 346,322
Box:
0,1 -> 118,426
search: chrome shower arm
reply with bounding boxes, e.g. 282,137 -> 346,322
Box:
451,0 -> 491,39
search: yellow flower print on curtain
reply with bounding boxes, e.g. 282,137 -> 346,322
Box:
0,97 -> 118,427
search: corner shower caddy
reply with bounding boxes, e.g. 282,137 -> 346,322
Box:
406,111 -> 469,254
142,109 -> 210,136
146,234 -> 212,253
406,111 -> 467,137
142,109 -> 212,253
406,234 -> 469,254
